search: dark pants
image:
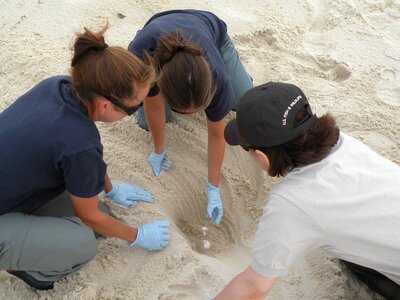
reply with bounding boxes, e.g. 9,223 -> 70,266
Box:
342,260 -> 400,300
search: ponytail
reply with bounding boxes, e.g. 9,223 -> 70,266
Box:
71,25 -> 109,67
151,30 -> 203,70
70,24 -> 155,109
147,30 -> 214,111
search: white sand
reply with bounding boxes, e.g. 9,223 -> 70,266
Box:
1,0 -> 399,299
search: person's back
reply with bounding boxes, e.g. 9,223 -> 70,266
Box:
0,25 -> 171,292
270,132 -> 400,284
0,76 -> 101,214
216,81 -> 400,300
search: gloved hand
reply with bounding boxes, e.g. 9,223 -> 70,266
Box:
105,183 -> 154,208
148,149 -> 172,177
206,183 -> 223,225
129,220 -> 171,251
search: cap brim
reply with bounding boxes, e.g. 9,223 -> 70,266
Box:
224,119 -> 242,146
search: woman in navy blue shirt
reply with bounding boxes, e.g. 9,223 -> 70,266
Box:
129,10 -> 253,225
0,25 -> 170,290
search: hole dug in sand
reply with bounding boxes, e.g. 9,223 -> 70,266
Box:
173,188 -> 238,256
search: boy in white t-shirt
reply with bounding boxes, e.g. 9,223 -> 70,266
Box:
213,82 -> 400,300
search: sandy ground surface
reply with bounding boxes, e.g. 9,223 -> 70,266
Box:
1,0 -> 399,299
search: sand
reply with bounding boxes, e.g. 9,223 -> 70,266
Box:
0,0 -> 399,299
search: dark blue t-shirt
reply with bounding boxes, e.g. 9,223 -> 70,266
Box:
0,76 -> 106,214
128,9 -> 235,122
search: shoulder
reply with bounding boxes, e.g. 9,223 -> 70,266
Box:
204,68 -> 235,121
251,195 -> 323,276
26,75 -> 70,94
128,27 -> 160,58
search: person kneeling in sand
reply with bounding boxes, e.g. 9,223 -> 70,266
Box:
0,25 -> 170,291
212,82 -> 400,299
128,9 -> 253,226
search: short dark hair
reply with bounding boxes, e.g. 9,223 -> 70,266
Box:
260,108 -> 340,177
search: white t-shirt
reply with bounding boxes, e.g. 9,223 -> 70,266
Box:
251,133 -> 400,284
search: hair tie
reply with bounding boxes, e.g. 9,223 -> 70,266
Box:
176,43 -> 185,50
91,43 -> 108,52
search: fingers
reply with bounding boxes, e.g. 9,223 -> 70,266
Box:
161,164 -> 171,171
115,201 -> 134,208
132,190 -> 154,203
211,208 -> 223,225
125,185 -> 154,202
152,165 -> 161,177
155,220 -> 171,228
160,240 -> 169,247
207,208 -> 213,219
154,169 -> 161,177
148,151 -> 164,177
156,221 -> 171,250
148,152 -> 172,175
161,156 -> 172,171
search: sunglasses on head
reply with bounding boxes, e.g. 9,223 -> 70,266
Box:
240,144 -> 253,152
102,94 -> 143,116
170,107 -> 190,115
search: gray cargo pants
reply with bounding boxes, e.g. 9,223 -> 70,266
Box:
0,192 -> 106,282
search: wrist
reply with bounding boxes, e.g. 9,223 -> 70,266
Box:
105,185 -> 119,198
207,182 -> 218,189
128,227 -> 141,247
154,146 -> 165,155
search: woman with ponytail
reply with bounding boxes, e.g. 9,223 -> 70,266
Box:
0,25 -> 170,290
128,10 -> 253,225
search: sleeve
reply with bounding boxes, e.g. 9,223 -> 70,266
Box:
128,27 -> 158,60
204,54 -> 236,122
205,72 -> 235,122
128,28 -> 161,98
60,147 -> 107,198
147,82 -> 160,97
251,196 -> 323,277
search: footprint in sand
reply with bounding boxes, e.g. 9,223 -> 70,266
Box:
234,29 -> 351,83
158,283 -> 205,300
157,267 -> 213,300
350,130 -> 396,151
376,69 -> 400,107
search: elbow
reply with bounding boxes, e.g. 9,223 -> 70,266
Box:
247,282 -> 271,299
76,211 -> 104,229
243,267 -> 276,298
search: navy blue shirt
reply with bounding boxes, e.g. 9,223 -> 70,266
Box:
0,76 -> 106,214
128,9 -> 235,122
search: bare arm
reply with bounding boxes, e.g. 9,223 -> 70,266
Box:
70,194 -> 138,243
207,119 -> 226,187
215,266 -> 277,300
144,93 -> 167,153
104,173 -> 112,193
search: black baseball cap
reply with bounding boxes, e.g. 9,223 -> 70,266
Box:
225,82 -> 317,149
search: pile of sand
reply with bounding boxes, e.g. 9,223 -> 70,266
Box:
1,0 -> 398,299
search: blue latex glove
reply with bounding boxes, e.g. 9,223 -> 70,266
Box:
206,183 -> 223,225
148,149 -> 172,177
129,220 -> 171,251
105,183 -> 154,208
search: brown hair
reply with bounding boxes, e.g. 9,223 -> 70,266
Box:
70,24 -> 155,111
261,109 -> 340,177
147,30 -> 215,111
